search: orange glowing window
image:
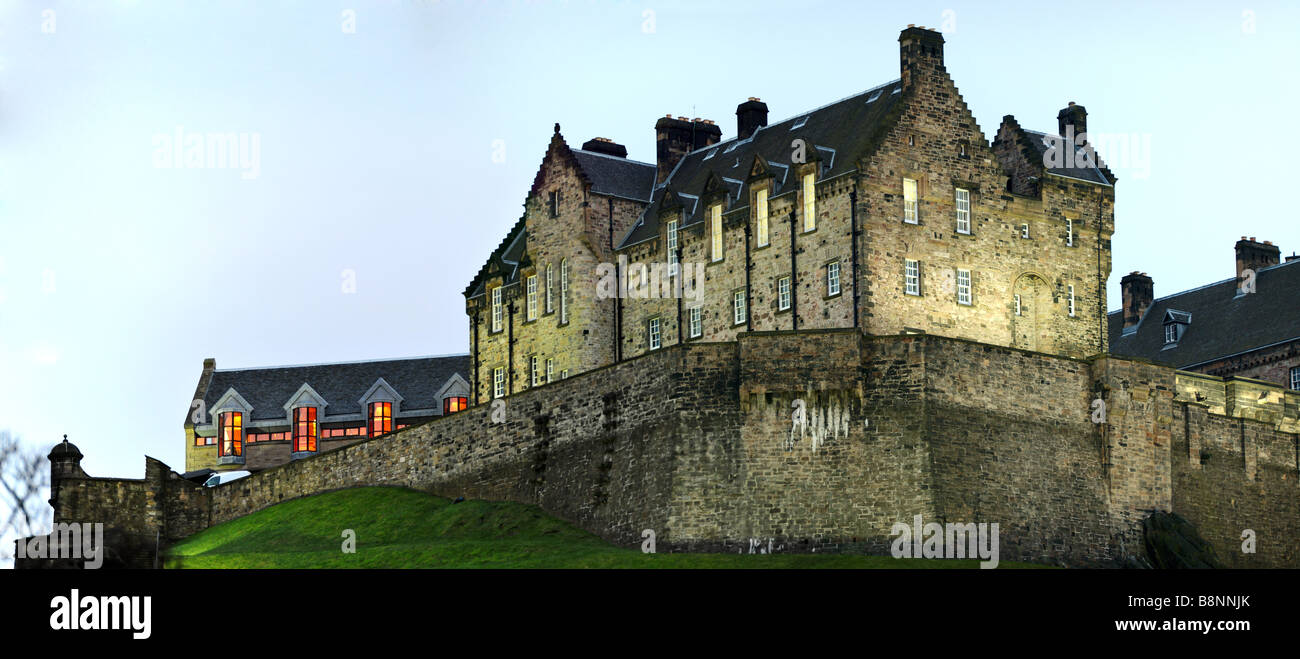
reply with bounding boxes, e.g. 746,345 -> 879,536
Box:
293,407 -> 317,452
369,402 -> 392,438
443,397 -> 468,414
218,412 -> 242,457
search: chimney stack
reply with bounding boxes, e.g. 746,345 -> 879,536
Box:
1120,271 -> 1154,329
898,25 -> 945,92
581,137 -> 628,158
1058,102 -> 1087,141
736,97 -> 768,140
655,115 -> 722,184
1236,236 -> 1280,282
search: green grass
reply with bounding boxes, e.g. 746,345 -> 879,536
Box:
164,487 -> 1049,569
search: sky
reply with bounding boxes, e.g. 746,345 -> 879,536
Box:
0,0 -> 1297,483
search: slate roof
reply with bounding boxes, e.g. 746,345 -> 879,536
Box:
571,150 -> 656,202
618,79 -> 906,248
197,354 -> 470,424
1107,259 -> 1300,369
1022,129 -> 1114,186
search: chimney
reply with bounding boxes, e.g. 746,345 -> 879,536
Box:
898,25 -> 945,92
736,97 -> 768,140
1286,252 -> 1299,263
655,115 -> 722,184
1057,102 -> 1088,141
1235,236 -> 1280,281
1120,271 -> 1154,329
581,137 -> 628,158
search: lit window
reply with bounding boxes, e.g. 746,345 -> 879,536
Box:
905,259 -> 920,296
1066,219 -> 1074,247
778,276 -> 791,311
546,358 -> 554,383
1014,294 -> 1022,316
802,173 -> 816,232
493,367 -> 505,399
957,269 -> 972,305
196,433 -> 216,446
1068,284 -> 1076,317
688,306 -> 702,338
367,402 -> 392,438
756,188 -> 769,247
1290,367 -> 1299,390
710,204 -> 723,262
733,290 -> 747,325
666,219 -> 678,273
545,265 -> 554,314
218,412 -> 242,457
903,178 -> 918,224
293,407 -> 317,452
491,287 -> 503,332
531,356 -> 542,387
560,259 -> 569,324
526,275 -> 538,321
955,188 -> 970,234
443,397 -> 468,414
649,317 -> 661,350
827,262 -> 840,297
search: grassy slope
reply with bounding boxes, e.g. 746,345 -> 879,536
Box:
164,487 -> 1049,569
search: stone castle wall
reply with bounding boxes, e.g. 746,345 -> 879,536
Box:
44,331 -> 1300,567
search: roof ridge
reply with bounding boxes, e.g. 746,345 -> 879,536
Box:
214,352 -> 469,373
575,149 -> 655,168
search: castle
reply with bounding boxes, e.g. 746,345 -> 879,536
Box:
21,26 -> 1300,569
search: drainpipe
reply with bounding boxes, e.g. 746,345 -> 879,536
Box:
744,215 -> 753,332
507,300 -> 515,394
850,188 -> 860,329
471,311 -> 480,406
676,244 -> 684,344
790,210 -> 798,331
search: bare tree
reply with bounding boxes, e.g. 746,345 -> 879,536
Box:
0,430 -> 51,567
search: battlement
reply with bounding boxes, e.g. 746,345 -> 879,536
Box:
1175,370 -> 1300,435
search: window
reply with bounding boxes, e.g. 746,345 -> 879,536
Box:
756,188 -> 769,247
958,142 -> 968,158
545,265 -> 554,313
827,262 -> 840,297
778,276 -> 791,311
648,317 -> 661,350
561,370 -> 569,379
666,219 -> 678,273
802,172 -> 816,232
559,259 -> 569,324
196,433 -> 216,446
1290,366 -> 1299,391
367,402 -> 392,438
955,188 -> 970,234
1164,323 -> 1179,344
546,358 -> 554,383
903,178 -> 918,224
493,367 -> 505,399
1021,224 -> 1030,239
1066,219 -> 1074,247
957,269 -> 972,305
688,306 -> 702,338
293,406 -> 317,452
710,204 -> 723,262
491,287 -> 502,332
1068,284 -> 1076,317
526,275 -> 538,321
218,412 -> 242,457
733,290 -> 747,325
444,397 -> 468,414
905,259 -> 920,296
549,190 -> 559,217
1014,294 -> 1022,316
531,356 -> 542,387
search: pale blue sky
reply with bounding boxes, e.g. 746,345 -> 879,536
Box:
0,0 -> 1297,480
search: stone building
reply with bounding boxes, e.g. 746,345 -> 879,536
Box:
184,354 -> 469,474
464,25 -> 1117,402
1110,238 -> 1300,389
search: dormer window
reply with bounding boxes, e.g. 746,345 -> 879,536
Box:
1163,310 -> 1191,345
218,412 -> 242,458
368,402 -> 392,437
491,287 -> 503,332
444,397 -> 468,414
802,173 -> 816,232
293,407 -> 317,452
710,204 -> 723,262
666,219 -> 678,273
756,188 -> 769,247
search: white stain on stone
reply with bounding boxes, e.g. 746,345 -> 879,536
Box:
786,393 -> 851,453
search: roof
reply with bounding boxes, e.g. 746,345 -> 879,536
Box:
197,354 -> 469,424
618,79 -> 906,248
1022,129 -> 1114,186
571,150 -> 656,202
1107,259 -> 1300,368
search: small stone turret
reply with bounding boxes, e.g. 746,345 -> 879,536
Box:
47,435 -> 86,514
